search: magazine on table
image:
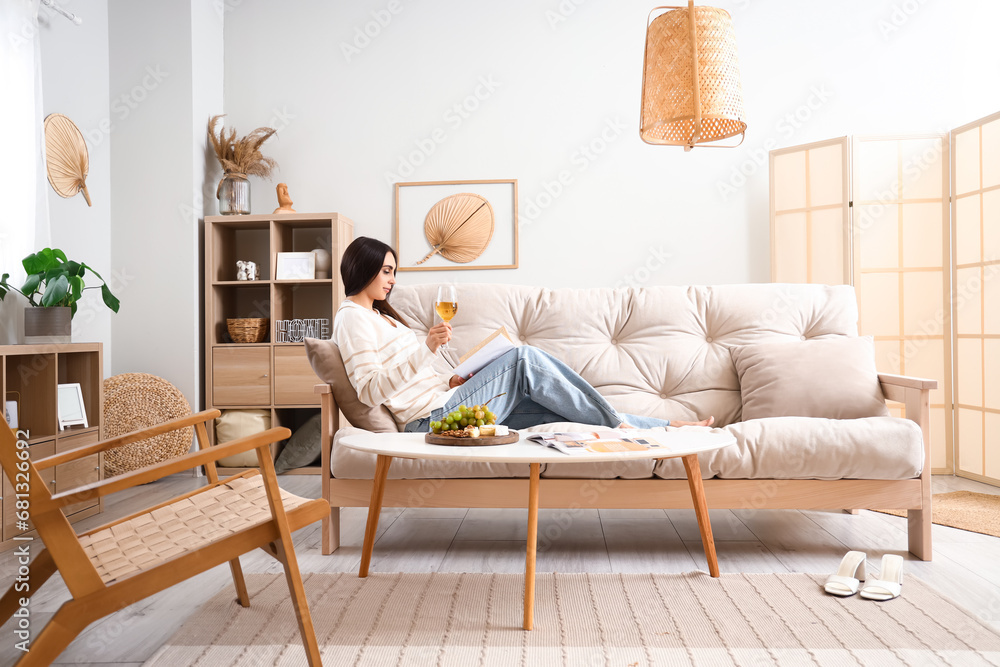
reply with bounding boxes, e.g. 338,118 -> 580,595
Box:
525,430 -> 668,455
452,326 -> 517,378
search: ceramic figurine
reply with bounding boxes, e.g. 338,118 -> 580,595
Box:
312,248 -> 332,279
273,183 -> 296,214
236,260 -> 258,281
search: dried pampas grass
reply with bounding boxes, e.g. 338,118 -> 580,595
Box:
208,114 -> 278,178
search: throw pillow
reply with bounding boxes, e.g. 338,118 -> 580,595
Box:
730,336 -> 890,421
215,409 -> 271,467
304,337 -> 399,432
274,412 -> 323,473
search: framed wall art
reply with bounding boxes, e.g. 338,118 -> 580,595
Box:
395,179 -> 518,271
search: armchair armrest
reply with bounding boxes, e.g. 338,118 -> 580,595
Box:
37,426 -> 291,513
35,409 -> 222,470
314,383 -> 332,394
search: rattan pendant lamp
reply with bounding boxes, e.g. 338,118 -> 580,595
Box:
640,1 -> 746,150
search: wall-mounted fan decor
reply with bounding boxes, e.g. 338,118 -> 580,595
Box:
44,113 -> 92,206
395,179 -> 518,271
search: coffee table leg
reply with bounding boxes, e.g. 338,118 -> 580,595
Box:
524,462 -> 540,631
359,454 -> 393,578
681,453 -> 720,578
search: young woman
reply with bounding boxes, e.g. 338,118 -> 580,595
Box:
333,237 -> 715,433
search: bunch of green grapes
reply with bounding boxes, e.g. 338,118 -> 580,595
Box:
430,404 -> 497,434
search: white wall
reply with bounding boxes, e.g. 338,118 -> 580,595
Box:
223,0 -> 1000,289
108,0 -> 222,409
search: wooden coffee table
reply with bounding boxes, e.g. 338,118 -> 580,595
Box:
339,429 -> 736,630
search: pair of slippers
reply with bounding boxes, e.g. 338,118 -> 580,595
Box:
824,550 -> 903,600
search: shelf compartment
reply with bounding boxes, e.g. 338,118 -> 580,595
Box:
272,407 -> 322,467
210,220 -> 270,281
58,350 -> 101,431
212,284 -> 271,344
273,283 -> 333,324
5,353 -> 57,439
272,220 -> 333,279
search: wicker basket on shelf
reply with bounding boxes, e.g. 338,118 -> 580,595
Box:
227,318 -> 269,343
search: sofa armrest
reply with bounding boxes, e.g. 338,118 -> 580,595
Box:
877,374 -> 935,559
878,373 -> 938,392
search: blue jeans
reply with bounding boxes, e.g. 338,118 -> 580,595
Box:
404,346 -> 670,432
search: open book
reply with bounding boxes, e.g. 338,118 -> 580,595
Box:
452,326 -> 517,378
526,431 -> 668,455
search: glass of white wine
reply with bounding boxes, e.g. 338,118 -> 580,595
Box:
434,285 -> 458,350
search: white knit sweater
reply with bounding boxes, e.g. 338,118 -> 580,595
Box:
333,300 -> 455,427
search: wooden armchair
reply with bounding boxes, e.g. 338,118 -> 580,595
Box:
0,409 -> 329,666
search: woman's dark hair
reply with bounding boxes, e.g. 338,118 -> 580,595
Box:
341,236 -> 408,325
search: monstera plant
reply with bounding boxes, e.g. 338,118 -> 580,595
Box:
1,248 -> 120,342
1,248 -> 120,316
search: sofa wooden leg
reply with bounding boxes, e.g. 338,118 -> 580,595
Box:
322,506 -> 341,555
908,508 -> 932,561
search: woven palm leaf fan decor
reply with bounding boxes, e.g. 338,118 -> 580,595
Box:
415,193 -> 495,265
44,113 -> 92,205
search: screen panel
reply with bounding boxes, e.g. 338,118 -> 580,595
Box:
853,135 -> 952,474
952,111 -> 1000,485
770,138 -> 850,284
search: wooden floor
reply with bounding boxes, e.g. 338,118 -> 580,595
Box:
2,473 -> 999,665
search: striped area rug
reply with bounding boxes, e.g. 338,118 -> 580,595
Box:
145,571 -> 1000,666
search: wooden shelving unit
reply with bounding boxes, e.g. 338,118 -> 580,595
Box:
1,343 -> 104,552
204,212 -> 353,473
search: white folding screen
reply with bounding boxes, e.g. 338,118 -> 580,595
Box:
852,135 -> 952,473
770,138 -> 851,284
770,135 -> 953,474
951,111 -> 1000,485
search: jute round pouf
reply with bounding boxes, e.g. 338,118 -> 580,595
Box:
102,373 -> 193,477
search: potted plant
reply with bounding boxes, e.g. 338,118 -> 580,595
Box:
0,248 -> 120,343
208,114 -> 279,215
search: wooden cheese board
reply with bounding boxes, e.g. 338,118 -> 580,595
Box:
424,430 -> 519,446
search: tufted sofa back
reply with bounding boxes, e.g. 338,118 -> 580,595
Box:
388,283 -> 859,427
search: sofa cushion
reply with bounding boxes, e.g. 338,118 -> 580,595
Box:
304,337 -> 398,433
730,336 -> 889,420
652,417 -> 923,480
331,427 -> 531,479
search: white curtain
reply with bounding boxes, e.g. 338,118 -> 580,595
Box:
0,0 -> 51,344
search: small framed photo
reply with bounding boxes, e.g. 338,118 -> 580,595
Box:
57,383 -> 89,430
275,252 -> 316,280
4,395 -> 18,430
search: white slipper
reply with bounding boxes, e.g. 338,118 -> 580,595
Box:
860,554 -> 904,600
824,550 -> 867,596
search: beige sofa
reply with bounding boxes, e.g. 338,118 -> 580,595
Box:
311,283 -> 936,560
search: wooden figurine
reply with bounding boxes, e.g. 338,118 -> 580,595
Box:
273,183 -> 296,214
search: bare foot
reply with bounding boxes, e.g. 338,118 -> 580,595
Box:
671,416 -> 715,428
617,421 -> 636,429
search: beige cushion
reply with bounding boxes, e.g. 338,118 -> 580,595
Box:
215,409 -> 270,467
730,336 -> 889,421
304,337 -> 398,433
653,417 -> 924,480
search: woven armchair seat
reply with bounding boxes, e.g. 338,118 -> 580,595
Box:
79,473 -> 316,584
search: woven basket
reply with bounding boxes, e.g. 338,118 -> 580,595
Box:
102,373 -> 192,477
227,318 -> 269,343
640,4 -> 746,147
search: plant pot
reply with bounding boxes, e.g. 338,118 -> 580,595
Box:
218,173 -> 250,215
24,307 -> 72,344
